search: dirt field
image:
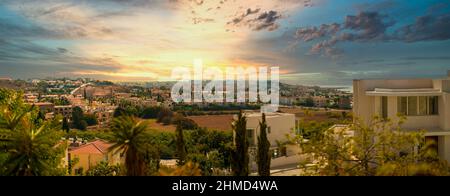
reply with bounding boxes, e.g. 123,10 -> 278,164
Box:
279,107 -> 352,122
147,119 -> 176,132
187,115 -> 235,132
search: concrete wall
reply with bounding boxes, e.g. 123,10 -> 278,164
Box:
438,135 -> 450,163
440,93 -> 450,131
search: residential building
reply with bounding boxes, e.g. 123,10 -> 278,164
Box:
94,109 -> 115,127
312,96 -> 328,107
280,96 -> 296,106
67,139 -> 122,175
54,105 -> 73,121
238,112 -> 297,156
32,102 -> 54,113
353,72 -> 450,162
338,96 -> 352,109
236,112 -> 300,172
24,93 -> 38,103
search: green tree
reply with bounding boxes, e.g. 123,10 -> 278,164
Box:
157,107 -> 173,123
72,106 -> 87,130
85,161 -> 120,176
83,114 -> 98,126
231,110 -> 249,176
108,116 -> 149,176
303,97 -> 315,107
140,106 -> 162,119
175,123 -> 187,165
172,114 -> 198,130
62,117 -> 70,132
257,113 -> 271,176
0,88 -> 65,176
298,116 -> 449,176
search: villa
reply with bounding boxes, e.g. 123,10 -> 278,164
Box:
353,71 -> 450,162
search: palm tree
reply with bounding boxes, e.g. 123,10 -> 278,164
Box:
3,115 -> 63,176
108,116 -> 149,176
0,88 -> 64,176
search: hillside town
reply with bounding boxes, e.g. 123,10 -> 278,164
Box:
0,76 -> 355,175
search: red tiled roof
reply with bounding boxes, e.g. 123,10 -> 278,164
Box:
69,139 -> 112,155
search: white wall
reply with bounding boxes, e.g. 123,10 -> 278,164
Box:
438,135 -> 450,163
245,113 -> 296,147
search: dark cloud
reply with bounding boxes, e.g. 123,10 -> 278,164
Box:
228,9 -> 281,31
404,56 -> 450,60
293,10 -> 450,57
343,12 -> 393,41
295,23 -> 341,41
0,39 -> 60,59
57,48 -> 68,53
252,11 -> 282,31
228,8 -> 261,25
294,11 -> 394,56
303,0 -> 314,8
0,38 -> 122,75
395,14 -> 450,42
0,18 -> 56,38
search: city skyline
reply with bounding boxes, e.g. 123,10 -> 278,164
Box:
0,0 -> 450,86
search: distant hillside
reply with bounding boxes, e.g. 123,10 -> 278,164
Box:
0,79 -> 33,90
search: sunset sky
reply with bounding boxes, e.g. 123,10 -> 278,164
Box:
0,0 -> 449,86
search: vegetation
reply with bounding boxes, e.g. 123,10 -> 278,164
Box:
257,113 -> 271,176
175,124 -> 187,165
231,111 -> 249,176
83,114 -> 98,126
1,87 -> 447,176
298,115 -> 450,176
108,116 -> 149,176
0,88 -> 65,176
62,117 -> 70,132
72,106 -> 87,130
85,161 -> 121,176
159,161 -> 202,176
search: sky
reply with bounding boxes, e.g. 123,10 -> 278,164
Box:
0,0 -> 450,86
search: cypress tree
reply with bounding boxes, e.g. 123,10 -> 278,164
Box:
257,113 -> 271,176
62,117 -> 70,132
231,110 -> 249,176
175,123 -> 187,165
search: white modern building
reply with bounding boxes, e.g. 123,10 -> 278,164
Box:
236,112 -> 300,172
353,71 -> 450,162
243,112 -> 296,148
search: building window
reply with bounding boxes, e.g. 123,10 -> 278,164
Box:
397,96 -> 439,116
407,97 -> 417,116
397,96 -> 407,115
418,96 -> 427,115
429,96 -> 439,115
381,96 -> 388,119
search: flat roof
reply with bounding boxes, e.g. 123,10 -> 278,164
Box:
244,112 -> 295,118
366,88 -> 442,96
